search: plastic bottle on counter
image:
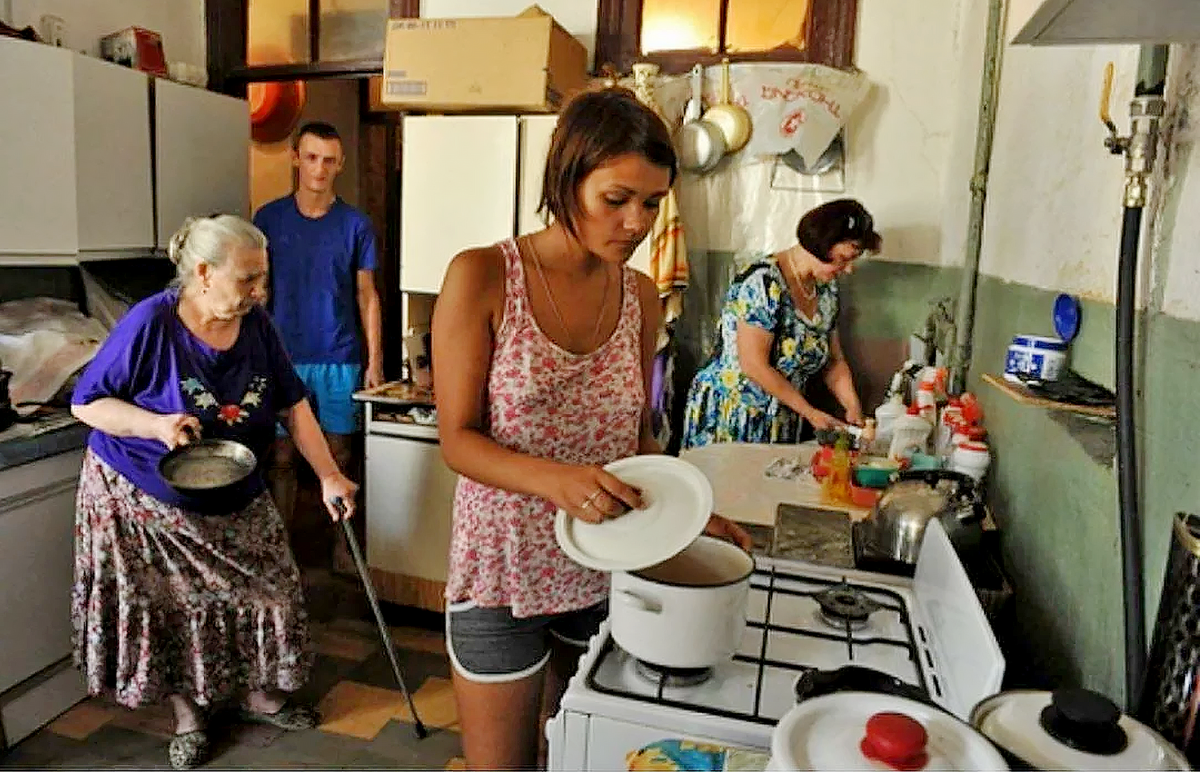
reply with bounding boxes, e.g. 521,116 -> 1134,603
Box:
874,393 -> 906,453
950,440 -> 991,482
936,398 -> 964,457
822,432 -> 854,505
915,381 -> 937,423
888,406 -> 933,462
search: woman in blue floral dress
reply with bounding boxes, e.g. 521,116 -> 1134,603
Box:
681,199 -> 881,448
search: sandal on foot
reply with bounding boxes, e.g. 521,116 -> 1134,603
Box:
168,730 -> 210,770
238,698 -> 319,731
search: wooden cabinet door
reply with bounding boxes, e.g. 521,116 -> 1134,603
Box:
155,80 -> 250,247
400,115 -> 518,294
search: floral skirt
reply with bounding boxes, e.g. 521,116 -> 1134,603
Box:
71,450 -> 311,709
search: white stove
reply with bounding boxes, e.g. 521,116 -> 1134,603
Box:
547,520 -> 1004,770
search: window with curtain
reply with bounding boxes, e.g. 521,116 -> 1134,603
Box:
595,0 -> 857,75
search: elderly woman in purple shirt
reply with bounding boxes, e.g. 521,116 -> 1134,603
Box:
70,214 -> 357,770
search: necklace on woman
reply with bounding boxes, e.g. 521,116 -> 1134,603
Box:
782,256 -> 818,300
526,236 -> 611,350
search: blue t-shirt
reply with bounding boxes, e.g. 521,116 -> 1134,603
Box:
253,196 -> 378,365
72,289 -> 308,514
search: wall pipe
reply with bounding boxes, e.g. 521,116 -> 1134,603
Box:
1115,43 -> 1169,712
949,0 -> 1008,395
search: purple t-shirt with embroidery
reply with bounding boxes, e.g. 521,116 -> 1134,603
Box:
72,288 -> 307,513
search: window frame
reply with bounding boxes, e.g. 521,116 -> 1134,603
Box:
205,0 -> 419,95
594,0 -> 858,75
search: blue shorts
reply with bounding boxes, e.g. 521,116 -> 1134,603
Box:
281,363 -> 362,435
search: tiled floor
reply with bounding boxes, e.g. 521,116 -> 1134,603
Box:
1,570 -> 465,770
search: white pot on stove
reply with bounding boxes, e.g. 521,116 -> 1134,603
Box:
768,691 -> 1010,771
609,535 -> 754,669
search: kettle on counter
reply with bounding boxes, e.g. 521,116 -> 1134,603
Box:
855,469 -> 985,567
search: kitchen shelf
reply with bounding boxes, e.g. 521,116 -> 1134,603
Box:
982,373 -> 1115,421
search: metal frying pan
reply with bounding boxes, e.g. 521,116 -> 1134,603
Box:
677,64 -> 727,174
159,437 -> 257,497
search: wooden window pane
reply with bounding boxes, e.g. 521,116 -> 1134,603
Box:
248,0 -> 311,64
640,0 -> 721,53
319,0 -> 388,61
726,0 -> 812,53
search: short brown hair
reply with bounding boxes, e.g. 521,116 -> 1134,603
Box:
538,87 -> 677,239
796,199 -> 882,262
294,121 -> 341,150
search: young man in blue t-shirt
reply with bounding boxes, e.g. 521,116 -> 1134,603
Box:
254,121 -> 383,564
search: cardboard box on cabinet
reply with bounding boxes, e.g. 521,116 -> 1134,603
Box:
380,5 -> 588,113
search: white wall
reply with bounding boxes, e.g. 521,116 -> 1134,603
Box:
7,0 -> 206,70
973,5 -> 1200,321
420,0 -> 597,66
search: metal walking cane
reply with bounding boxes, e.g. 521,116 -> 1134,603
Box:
332,498 -> 428,739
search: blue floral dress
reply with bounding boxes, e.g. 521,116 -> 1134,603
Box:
681,260 -> 838,448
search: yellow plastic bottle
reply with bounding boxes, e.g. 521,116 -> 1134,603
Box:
823,431 -> 853,505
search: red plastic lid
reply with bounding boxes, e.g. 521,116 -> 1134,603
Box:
966,426 -> 988,441
906,405 -> 921,415
957,440 -> 989,453
861,712 -> 929,770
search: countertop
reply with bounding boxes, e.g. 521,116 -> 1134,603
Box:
679,442 -> 871,527
0,413 -> 89,472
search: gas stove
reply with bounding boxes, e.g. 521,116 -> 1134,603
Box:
547,520 -> 1003,771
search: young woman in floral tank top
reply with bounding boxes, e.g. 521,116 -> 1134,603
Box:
432,88 -> 749,769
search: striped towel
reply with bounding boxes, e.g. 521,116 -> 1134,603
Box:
650,188 -> 688,327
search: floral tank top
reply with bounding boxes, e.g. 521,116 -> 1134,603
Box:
445,238 -> 644,617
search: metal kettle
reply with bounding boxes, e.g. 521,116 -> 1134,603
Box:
857,469 -> 985,565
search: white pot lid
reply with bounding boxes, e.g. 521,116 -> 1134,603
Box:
554,454 -> 712,572
770,691 -> 1009,771
971,689 -> 1190,771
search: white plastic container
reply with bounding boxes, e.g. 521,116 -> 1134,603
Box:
888,411 -> 933,461
950,441 -> 991,482
874,393 -> 906,454
937,404 -> 964,457
1003,334 -> 1067,382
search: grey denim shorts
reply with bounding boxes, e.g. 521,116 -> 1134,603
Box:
445,599 -> 608,683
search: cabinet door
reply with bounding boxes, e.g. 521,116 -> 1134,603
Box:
73,56 -> 154,252
364,432 -> 457,583
0,39 -> 77,261
155,80 -> 250,246
400,116 -> 518,294
517,114 -> 558,237
0,450 -> 83,694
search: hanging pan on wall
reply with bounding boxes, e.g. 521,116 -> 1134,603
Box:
248,79 -> 307,145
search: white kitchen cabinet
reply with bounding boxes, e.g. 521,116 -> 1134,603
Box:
0,38 -> 154,264
0,449 -> 86,747
401,113 -> 653,293
155,79 -> 250,247
400,115 -> 520,294
517,114 -> 557,238
364,416 -> 457,588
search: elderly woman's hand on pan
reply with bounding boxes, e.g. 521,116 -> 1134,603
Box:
153,413 -> 202,450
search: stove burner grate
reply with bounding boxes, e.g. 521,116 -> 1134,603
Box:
813,582 -> 884,628
634,659 -> 713,688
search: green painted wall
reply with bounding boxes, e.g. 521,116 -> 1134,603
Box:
967,274 -> 1200,705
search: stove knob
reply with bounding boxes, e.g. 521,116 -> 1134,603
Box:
861,712 -> 929,771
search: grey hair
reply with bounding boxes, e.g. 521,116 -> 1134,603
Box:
167,214 -> 268,287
